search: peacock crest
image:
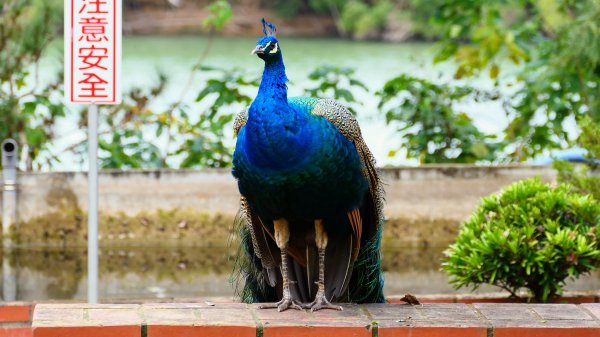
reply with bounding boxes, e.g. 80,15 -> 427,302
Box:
261,18 -> 277,36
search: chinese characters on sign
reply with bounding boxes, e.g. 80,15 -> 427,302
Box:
65,0 -> 121,104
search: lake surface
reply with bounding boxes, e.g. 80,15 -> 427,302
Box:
3,246 -> 600,301
41,36 -> 510,170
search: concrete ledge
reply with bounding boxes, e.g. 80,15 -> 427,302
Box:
22,303 -> 600,337
8,165 -> 556,246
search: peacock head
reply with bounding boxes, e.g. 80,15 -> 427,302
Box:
251,19 -> 281,61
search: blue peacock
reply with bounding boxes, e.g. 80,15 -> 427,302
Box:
232,19 -> 385,312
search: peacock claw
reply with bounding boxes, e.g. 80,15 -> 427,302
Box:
302,294 -> 343,312
260,297 -> 303,312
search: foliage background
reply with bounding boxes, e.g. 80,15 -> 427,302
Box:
1,0 -> 599,169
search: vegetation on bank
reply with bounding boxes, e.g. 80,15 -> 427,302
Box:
0,0 -> 65,170
2,0 -> 598,170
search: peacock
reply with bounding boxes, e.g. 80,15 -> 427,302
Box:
232,18 -> 385,312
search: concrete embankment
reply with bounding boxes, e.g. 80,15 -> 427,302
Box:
0,165 -> 555,247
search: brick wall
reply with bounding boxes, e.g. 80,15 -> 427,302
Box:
20,302 -> 600,337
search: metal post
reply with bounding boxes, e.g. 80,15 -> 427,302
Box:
88,104 -> 99,304
2,139 -> 18,300
2,139 -> 18,247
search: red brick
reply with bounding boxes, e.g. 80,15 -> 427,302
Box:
143,304 -> 256,337
263,325 -> 370,337
418,298 -> 457,304
493,327 -> 600,337
32,304 -> 142,337
148,325 -> 255,337
28,301 -> 600,337
387,295 -> 459,304
378,326 -> 487,337
0,327 -> 33,337
33,326 -> 139,337
0,305 -> 30,323
549,296 -> 596,304
458,297 -> 520,304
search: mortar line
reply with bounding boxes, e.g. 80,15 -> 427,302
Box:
468,304 -> 493,337
528,306 -> 544,321
137,304 -> 147,337
247,304 -> 263,337
359,304 -> 378,337
578,305 -> 600,325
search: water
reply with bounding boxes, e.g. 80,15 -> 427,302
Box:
41,36 -> 510,169
3,246 -> 600,301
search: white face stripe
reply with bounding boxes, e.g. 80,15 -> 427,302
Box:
264,41 -> 272,49
270,43 -> 278,54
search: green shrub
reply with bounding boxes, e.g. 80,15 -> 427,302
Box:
443,178 -> 600,302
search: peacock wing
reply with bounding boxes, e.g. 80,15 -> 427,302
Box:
233,107 -> 248,136
310,98 -> 386,303
306,98 -> 385,245
288,97 -> 385,302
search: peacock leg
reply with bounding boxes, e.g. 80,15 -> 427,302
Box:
303,219 -> 343,312
259,218 -> 303,312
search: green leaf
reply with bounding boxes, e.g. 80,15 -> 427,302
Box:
489,64 -> 499,79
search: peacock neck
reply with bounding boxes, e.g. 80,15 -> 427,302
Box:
255,54 -> 288,105
245,52 -> 313,170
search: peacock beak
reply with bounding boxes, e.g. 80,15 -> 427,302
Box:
251,45 -> 265,55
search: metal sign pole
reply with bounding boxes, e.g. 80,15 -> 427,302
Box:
88,103 -> 99,304
66,0 -> 120,303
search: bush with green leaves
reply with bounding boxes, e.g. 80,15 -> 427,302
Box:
443,178 -> 600,302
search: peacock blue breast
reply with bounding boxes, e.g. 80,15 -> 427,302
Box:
232,97 -> 368,223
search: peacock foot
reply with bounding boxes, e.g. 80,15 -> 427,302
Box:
302,293 -> 343,312
259,297 -> 303,312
